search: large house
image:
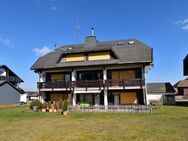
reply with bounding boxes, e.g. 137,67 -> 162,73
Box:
174,78 -> 188,96
0,65 -> 24,106
31,35 -> 153,108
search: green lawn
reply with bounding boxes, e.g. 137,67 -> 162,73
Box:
0,105 -> 188,141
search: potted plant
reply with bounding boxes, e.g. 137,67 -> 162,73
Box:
62,100 -> 69,115
48,102 -> 53,112
56,100 -> 62,113
42,102 -> 47,112
30,100 -> 41,112
51,101 -> 55,112
54,102 -> 59,112
37,102 -> 42,112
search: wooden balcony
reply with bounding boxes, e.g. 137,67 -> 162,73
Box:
0,76 -> 21,83
38,79 -> 145,91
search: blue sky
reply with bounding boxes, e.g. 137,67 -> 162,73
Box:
0,0 -> 188,91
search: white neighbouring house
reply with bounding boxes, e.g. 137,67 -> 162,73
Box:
147,83 -> 175,105
20,91 -> 39,104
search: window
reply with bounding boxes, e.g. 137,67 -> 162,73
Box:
77,70 -> 103,81
64,73 -> 71,81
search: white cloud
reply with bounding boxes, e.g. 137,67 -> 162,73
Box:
175,18 -> 188,31
32,46 -> 52,56
182,24 -> 188,30
0,35 -> 12,46
51,6 -> 57,10
182,19 -> 188,24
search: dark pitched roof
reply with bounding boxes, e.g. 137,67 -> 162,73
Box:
31,38 -> 153,70
0,65 -> 23,82
26,92 -> 39,97
0,81 -> 24,94
147,83 -> 175,94
174,78 -> 188,88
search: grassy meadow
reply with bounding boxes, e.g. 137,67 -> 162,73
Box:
0,105 -> 187,141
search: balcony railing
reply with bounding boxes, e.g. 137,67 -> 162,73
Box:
37,79 -> 145,90
0,76 -> 21,83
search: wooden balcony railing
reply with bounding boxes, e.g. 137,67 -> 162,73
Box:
37,79 -> 145,90
106,79 -> 145,89
0,76 -> 21,83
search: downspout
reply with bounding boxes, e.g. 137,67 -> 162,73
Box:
143,65 -> 147,105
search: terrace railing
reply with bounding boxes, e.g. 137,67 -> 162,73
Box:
68,105 -> 152,113
37,79 -> 145,90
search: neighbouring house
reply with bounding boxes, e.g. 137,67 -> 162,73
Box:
147,83 -> 176,105
20,91 -> 39,104
173,55 -> 188,96
31,33 -> 153,108
0,65 -> 24,106
26,91 -> 39,101
174,78 -> 188,96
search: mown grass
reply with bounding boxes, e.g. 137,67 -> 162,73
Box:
0,105 -> 188,141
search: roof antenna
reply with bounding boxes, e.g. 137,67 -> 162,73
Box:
75,17 -> 80,43
91,27 -> 94,36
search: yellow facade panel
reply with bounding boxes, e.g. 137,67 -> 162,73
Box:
120,92 -> 138,104
112,71 -> 119,80
111,70 -> 136,80
88,52 -> 110,61
65,54 -> 84,62
119,70 -> 135,79
50,73 -> 64,80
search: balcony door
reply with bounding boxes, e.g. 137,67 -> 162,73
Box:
77,70 -> 103,81
64,73 -> 71,81
108,69 -> 142,80
112,70 -> 135,80
79,94 -> 94,105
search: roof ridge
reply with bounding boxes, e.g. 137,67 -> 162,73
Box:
55,38 -> 138,51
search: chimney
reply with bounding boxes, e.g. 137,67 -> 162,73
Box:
91,27 -> 94,36
84,28 -> 97,48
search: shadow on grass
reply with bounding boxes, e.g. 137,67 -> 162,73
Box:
175,101 -> 188,107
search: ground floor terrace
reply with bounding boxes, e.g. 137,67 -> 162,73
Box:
41,89 -> 145,106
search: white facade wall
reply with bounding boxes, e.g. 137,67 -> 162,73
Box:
20,94 -> 27,103
147,93 -> 175,105
0,67 -> 6,76
39,72 -> 46,82
147,94 -> 163,104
